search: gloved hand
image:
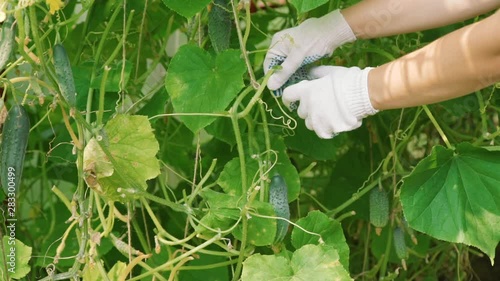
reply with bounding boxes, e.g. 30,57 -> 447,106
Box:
264,10 -> 356,93
282,66 -> 379,139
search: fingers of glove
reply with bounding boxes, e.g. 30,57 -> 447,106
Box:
296,102 -> 309,119
305,118 -> 314,130
282,80 -> 310,108
310,115 -> 335,139
267,50 -> 306,90
309,65 -> 345,79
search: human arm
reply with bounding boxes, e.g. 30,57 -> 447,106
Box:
368,9 -> 500,110
342,0 -> 500,39
281,11 -> 500,138
265,0 -> 500,91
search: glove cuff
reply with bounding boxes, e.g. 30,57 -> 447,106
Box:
322,10 -> 357,48
346,67 -> 378,120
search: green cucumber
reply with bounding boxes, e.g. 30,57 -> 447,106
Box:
208,0 -> 231,53
53,43 -> 77,107
369,187 -> 389,228
1,105 -> 30,195
0,13 -> 15,70
393,227 -> 409,260
269,174 -> 290,243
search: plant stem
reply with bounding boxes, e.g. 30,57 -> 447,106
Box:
128,234 -> 222,281
97,66 -> 111,126
422,105 -> 453,149
231,0 -> 258,88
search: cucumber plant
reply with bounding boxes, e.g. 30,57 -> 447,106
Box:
0,0 -> 498,281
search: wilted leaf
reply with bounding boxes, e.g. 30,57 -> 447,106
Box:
0,237 -> 32,280
83,115 -> 160,202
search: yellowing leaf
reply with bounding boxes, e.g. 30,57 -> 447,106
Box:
46,0 -> 64,14
0,237 -> 32,280
83,115 -> 160,202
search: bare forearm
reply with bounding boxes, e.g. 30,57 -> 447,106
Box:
368,11 -> 500,110
342,0 -> 500,39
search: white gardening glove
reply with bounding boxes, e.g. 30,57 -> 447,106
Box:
264,10 -> 356,95
282,66 -> 378,139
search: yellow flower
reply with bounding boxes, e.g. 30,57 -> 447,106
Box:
46,0 -> 64,15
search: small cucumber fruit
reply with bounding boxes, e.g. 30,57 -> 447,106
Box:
269,174 -> 290,243
0,14 -> 15,70
369,187 -> 389,228
53,43 -> 77,107
1,105 -> 30,195
208,0 -> 231,53
393,227 -> 409,260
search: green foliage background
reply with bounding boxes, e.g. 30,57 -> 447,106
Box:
0,0 -> 499,280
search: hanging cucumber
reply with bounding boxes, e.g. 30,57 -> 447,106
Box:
0,13 -> 15,70
269,173 -> 290,243
1,105 -> 30,195
208,0 -> 231,53
53,43 -> 77,107
369,187 -> 389,229
393,227 -> 409,260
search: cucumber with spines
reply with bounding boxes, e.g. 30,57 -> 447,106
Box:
269,173 -> 290,243
369,187 -> 389,228
393,227 -> 409,260
1,105 -> 30,195
53,43 -> 77,107
208,0 -> 231,53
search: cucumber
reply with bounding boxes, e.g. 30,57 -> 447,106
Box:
1,105 -> 30,195
393,227 -> 409,260
53,43 -> 77,107
208,0 -> 231,53
0,13 -> 15,70
369,187 -> 389,228
269,174 -> 290,243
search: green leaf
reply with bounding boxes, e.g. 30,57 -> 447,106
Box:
161,0 -> 211,18
90,60 -> 133,92
217,157 -> 259,197
233,200 -> 277,246
198,188 -> 277,246
291,211 -> 350,269
165,45 -> 246,133
83,115 -> 160,202
289,0 -> 329,13
401,143 -> 500,263
179,253 -> 230,281
197,189 -> 240,233
1,236 -> 32,280
242,254 -> 292,281
284,119 -> 350,161
241,244 -> 352,281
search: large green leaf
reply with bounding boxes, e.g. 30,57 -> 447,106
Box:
241,244 -> 352,281
83,115 -> 160,202
401,143 -> 500,263
161,0 -> 211,18
165,45 -> 246,133
291,211 -> 349,269
289,0 -> 329,13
